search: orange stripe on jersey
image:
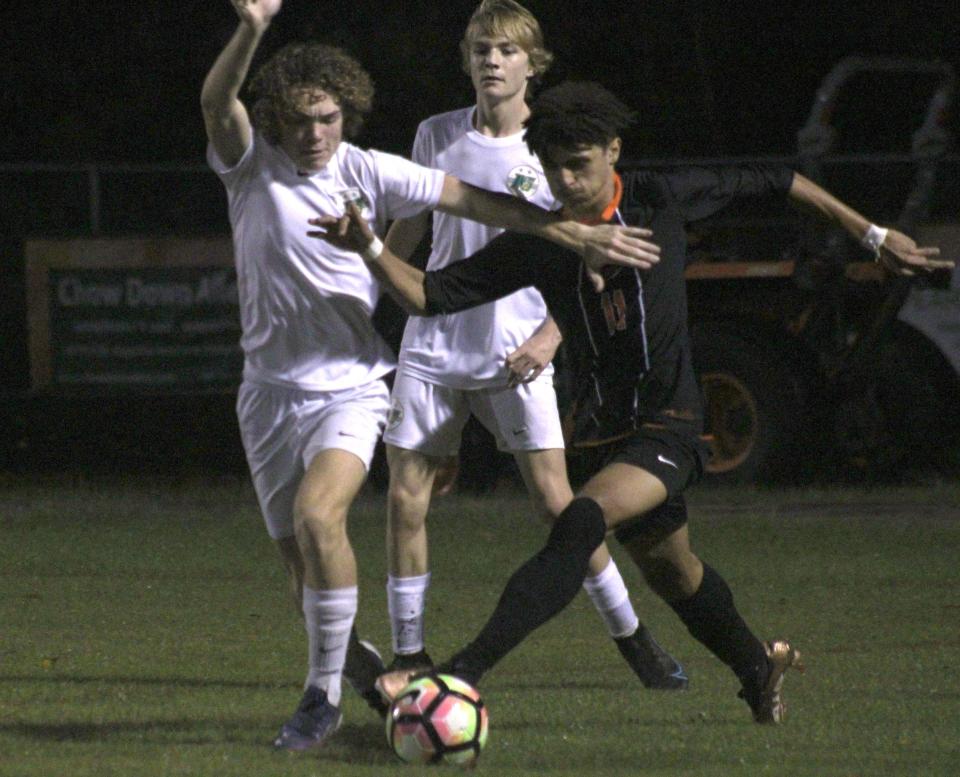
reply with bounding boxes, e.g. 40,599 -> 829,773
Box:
562,173 -> 624,224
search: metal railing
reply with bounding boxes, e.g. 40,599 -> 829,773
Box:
3,154 -> 958,243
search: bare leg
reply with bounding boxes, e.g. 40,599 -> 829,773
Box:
275,535 -> 305,615
383,444 -> 444,664
386,444 -> 441,578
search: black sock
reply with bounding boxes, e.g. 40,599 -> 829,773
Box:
444,497 -> 607,685
668,564 -> 767,689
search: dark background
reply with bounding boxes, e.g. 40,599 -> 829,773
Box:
2,1 -> 958,481
3,1 -> 958,163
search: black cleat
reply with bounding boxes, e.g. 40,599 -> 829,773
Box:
344,635 -> 389,717
386,649 -> 434,673
615,626 -> 689,690
433,654 -> 485,688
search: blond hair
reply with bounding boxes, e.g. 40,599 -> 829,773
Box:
459,0 -> 553,81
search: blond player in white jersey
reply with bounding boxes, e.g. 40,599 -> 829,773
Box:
381,0 -> 688,690
202,0 -> 660,753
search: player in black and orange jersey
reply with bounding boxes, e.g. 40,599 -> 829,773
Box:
313,81 -> 948,724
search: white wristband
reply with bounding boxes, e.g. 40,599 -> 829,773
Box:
361,236 -> 384,262
861,224 -> 888,257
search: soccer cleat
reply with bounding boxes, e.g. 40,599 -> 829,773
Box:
741,639 -> 804,724
376,651 -> 437,705
375,668 -> 419,705
615,626 -> 689,690
272,686 -> 343,751
344,637 -> 389,717
386,649 -> 434,673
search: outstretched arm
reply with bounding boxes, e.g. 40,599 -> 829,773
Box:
788,173 -> 952,275
200,0 -> 283,168
312,204 -> 431,314
436,176 -> 660,287
384,211 -> 431,262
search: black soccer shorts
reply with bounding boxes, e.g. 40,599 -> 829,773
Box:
570,423 -> 707,543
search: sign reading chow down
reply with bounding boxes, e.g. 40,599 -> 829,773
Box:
26,238 -> 242,392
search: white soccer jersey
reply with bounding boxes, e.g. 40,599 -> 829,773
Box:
398,107 -> 559,388
208,135 -> 445,391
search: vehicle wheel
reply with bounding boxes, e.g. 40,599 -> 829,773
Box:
875,323 -> 960,473
691,328 -> 803,483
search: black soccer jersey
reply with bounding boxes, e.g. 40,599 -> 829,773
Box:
422,164 -> 795,446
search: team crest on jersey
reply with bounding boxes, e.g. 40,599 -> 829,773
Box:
506,165 -> 540,200
386,398 -> 404,431
336,187 -> 374,220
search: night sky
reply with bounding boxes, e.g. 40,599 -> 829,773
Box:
2,1 -> 958,471
4,1 -> 958,165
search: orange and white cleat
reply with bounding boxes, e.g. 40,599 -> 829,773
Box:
749,639 -> 804,724
375,669 -> 419,705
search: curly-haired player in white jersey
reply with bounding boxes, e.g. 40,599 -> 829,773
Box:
380,0 -> 687,690
201,0 -> 660,753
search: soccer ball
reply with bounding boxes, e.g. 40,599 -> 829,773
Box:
386,673 -> 489,766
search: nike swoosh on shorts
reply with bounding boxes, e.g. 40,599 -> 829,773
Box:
657,454 -> 678,469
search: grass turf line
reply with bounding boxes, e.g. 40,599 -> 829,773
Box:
1,477 -> 958,776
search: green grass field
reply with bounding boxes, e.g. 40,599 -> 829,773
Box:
2,475 -> 959,776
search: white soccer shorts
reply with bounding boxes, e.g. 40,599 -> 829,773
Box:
237,378 -> 389,539
382,369 -> 564,456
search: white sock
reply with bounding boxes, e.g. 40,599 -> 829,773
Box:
582,559 -> 639,639
303,585 -> 357,706
387,572 -> 431,655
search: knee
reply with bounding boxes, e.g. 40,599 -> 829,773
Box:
531,494 -> 562,526
387,477 -> 431,536
529,480 -> 574,525
293,493 -> 347,548
546,497 -> 606,554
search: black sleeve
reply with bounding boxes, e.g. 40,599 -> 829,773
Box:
422,231 -> 555,315
659,165 -> 795,223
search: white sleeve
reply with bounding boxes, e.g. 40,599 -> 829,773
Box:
206,134 -> 256,186
410,120 -> 434,167
371,150 -> 446,221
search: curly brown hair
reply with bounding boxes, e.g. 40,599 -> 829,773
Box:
248,43 -> 374,144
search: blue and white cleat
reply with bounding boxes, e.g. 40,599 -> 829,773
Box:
272,686 -> 342,751
615,626 -> 689,690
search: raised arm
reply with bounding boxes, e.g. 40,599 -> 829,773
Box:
200,0 -> 283,168
788,172 -> 951,276
435,176 -> 660,281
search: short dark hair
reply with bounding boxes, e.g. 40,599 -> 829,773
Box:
524,81 -> 635,157
248,43 -> 374,144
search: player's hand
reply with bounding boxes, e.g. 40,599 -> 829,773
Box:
231,0 -> 282,30
308,201 -> 376,254
580,224 -> 659,291
876,228 -> 952,276
505,326 -> 561,387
